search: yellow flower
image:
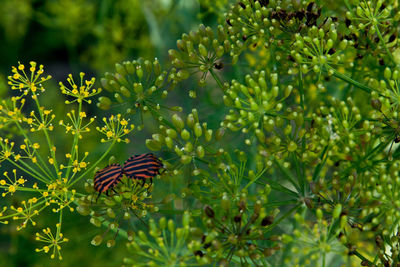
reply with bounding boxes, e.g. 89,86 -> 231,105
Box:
9,185 -> 16,193
0,180 -> 6,185
32,143 -> 40,149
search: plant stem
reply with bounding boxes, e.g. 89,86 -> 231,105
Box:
67,140 -> 116,188
209,69 -> 224,91
326,65 -> 374,94
374,24 -> 395,66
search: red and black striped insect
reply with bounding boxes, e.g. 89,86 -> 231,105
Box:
93,163 -> 123,200
122,153 -> 163,185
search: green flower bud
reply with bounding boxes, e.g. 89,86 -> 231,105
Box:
146,139 -> 162,151
184,142 -> 193,153
196,146 -> 205,158
181,155 -> 192,164
316,209 -> 323,220
333,204 -> 342,219
205,129 -> 213,142
288,141 -> 297,152
152,134 -> 164,144
115,63 -> 127,76
91,235 -> 103,246
177,70 -> 190,80
384,67 -> 392,80
172,114 -> 185,130
182,211 -> 190,227
199,44 -> 208,58
181,129 -> 190,140
106,239 -> 115,248
285,85 -> 293,98
187,114 -> 195,128
133,83 -> 143,94
106,208 -> 116,218
120,86 -> 131,97
104,198 -> 115,206
158,217 -> 167,230
215,128 -> 225,140
168,219 -> 175,232
123,212 -> 131,220
76,205 -> 90,216
166,129 -> 178,139
136,66 -> 143,80
114,93 -> 123,103
90,217 -> 102,227
176,227 -> 185,239
165,137 -> 173,148
255,129 -> 265,142
194,123 -> 202,137
138,230 -> 148,242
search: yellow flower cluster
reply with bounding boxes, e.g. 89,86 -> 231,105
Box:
35,226 -> 69,260
59,72 -> 101,104
7,62 -> 52,99
0,169 -> 26,197
96,114 -> 134,143
0,62 -> 127,259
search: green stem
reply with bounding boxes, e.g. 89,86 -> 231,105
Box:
14,122 -> 54,180
67,140 -> 116,188
0,185 -> 43,192
374,23 -> 395,66
65,100 -> 82,179
209,69 -> 224,91
266,204 -> 300,231
6,158 -> 49,184
298,71 -> 305,110
326,65 -> 374,94
352,250 -> 373,266
33,97 -> 60,177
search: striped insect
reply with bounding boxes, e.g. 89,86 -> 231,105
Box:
93,163 -> 123,200
122,153 -> 163,185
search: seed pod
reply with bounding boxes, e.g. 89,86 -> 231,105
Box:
172,114 -> 185,130
204,205 -> 215,218
333,204 -> 342,219
196,146 -> 205,158
261,216 -> 273,226
199,44 -> 208,58
91,235 -> 103,246
180,155 -> 192,164
146,139 -> 162,151
194,123 -> 202,137
181,129 -> 190,140
106,208 -> 116,218
90,217 -> 102,227
76,205 -> 90,216
371,99 -> 382,110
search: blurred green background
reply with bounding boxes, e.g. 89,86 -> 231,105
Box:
0,0 -> 222,265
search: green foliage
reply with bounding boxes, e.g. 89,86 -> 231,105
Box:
3,0 -> 400,266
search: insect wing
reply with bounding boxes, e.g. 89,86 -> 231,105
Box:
93,164 -> 123,193
123,153 -> 163,179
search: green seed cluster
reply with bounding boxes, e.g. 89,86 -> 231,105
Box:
168,24 -> 230,87
98,58 -> 178,118
77,176 -> 156,248
123,212 -> 210,266
200,196 -> 280,265
221,70 -> 292,145
146,109 -> 220,175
